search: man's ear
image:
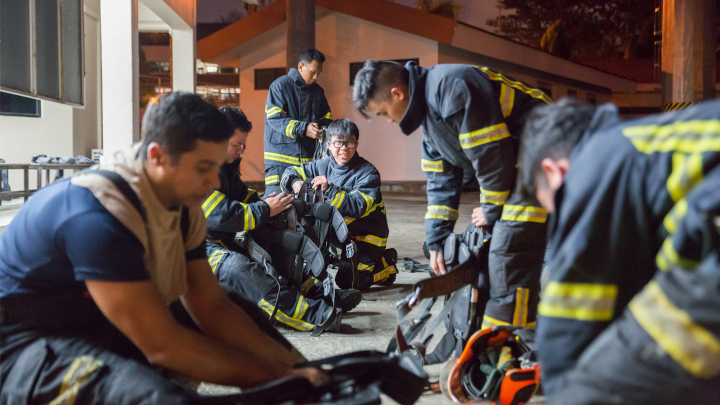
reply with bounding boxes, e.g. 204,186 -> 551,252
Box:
540,158 -> 569,190
297,62 -> 304,71
390,87 -> 405,101
146,142 -> 169,167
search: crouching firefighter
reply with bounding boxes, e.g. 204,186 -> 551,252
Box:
204,107 -> 361,334
281,119 -> 398,290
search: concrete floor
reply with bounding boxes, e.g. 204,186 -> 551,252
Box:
199,192 -> 544,404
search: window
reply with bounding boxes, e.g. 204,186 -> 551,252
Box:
566,89 -> 577,98
537,81 -> 553,99
0,92 -> 41,117
349,59 -> 419,86
254,68 -> 287,90
586,93 -> 597,105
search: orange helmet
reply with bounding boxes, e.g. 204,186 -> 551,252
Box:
446,326 -> 540,405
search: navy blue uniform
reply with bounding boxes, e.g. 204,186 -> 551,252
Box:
399,62 -> 550,328
264,68 -> 332,194
204,159 -> 331,331
281,154 -> 398,289
537,101 -> 720,398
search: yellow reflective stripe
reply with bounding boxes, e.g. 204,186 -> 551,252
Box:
664,199 -> 688,234
264,151 -> 301,166
265,175 -> 280,185
284,120 -> 298,139
499,83 -> 515,117
656,237 -> 700,271
481,187 -> 510,205
459,123 -> 511,149
501,205 -> 548,223
293,296 -> 310,320
209,251 -> 225,273
357,262 -> 374,271
425,205 -> 459,221
202,191 -> 220,211
322,111 -> 332,120
331,191 -> 346,209
265,105 -> 285,118
240,202 -> 256,231
203,191 -> 226,218
482,314 -> 511,330
513,288 -> 530,327
361,201 -> 384,218
667,153 -> 704,202
293,166 -> 307,181
539,282 -> 617,321
50,356 -> 104,405
258,299 -> 315,331
630,281 -> 720,377
352,190 -> 374,216
622,120 -> 720,153
355,234 -> 388,247
373,266 -> 398,282
421,159 -> 443,172
243,189 -> 257,203
301,158 -> 313,163
344,217 -> 356,225
300,277 -> 319,295
479,67 -> 552,104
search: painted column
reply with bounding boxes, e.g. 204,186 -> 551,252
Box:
286,0 -> 315,71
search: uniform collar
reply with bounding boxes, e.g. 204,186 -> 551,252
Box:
399,62 -> 428,136
329,153 -> 361,172
289,68 -> 309,88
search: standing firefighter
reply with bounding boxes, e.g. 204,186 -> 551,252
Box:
517,98 -> 720,403
353,61 -> 551,330
204,107 -> 361,333
264,48 -> 333,195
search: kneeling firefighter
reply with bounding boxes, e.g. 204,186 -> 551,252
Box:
204,107 -> 361,334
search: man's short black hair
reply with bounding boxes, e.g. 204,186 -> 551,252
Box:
219,106 -> 252,133
299,48 -> 325,64
140,92 -> 233,163
518,98 -> 596,198
352,60 -> 408,119
327,119 -> 360,140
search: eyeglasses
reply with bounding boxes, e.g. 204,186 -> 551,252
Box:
330,140 -> 357,149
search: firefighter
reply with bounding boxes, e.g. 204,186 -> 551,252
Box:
281,119 -> 398,290
204,107 -> 361,332
264,48 -> 332,195
517,98 -> 720,402
353,60 -> 551,329
0,93 -> 324,403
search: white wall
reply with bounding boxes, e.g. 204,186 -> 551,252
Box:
236,8 -> 439,182
0,102 -> 74,190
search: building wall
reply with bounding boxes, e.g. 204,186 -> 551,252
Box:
236,8 -> 439,182
73,10 -> 103,157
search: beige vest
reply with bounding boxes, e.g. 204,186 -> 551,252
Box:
71,145 -> 206,303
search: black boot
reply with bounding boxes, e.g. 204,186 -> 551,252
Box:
335,288 -> 362,312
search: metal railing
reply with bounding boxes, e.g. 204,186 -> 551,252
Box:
0,163 -> 94,202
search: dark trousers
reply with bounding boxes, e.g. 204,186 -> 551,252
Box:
208,242 -> 331,331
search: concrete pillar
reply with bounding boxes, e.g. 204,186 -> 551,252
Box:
171,28 -> 196,93
661,0 -> 716,105
286,0 -> 315,71
101,0 -> 140,156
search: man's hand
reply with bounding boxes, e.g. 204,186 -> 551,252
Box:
289,367 -> 329,386
472,206 -> 489,227
306,123 -> 321,140
429,249 -> 447,275
265,192 -> 294,217
311,176 -> 329,191
292,180 -> 304,194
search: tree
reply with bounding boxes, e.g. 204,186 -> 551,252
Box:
416,0 -> 463,19
488,0 -> 656,60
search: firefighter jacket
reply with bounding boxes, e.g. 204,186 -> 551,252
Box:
263,68 -> 332,171
536,101 -> 720,394
398,62 -> 550,250
280,153 -> 389,248
204,158 -> 269,243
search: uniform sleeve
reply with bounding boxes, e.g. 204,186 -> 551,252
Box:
280,161 -> 319,193
422,137 -> 463,251
61,211 -> 150,282
324,167 -> 381,219
239,181 -> 260,203
265,81 -> 309,140
317,92 -> 332,128
440,77 -> 516,225
203,189 -> 270,233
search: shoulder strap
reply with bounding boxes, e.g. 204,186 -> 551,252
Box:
181,207 -> 190,243
82,169 -> 146,222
